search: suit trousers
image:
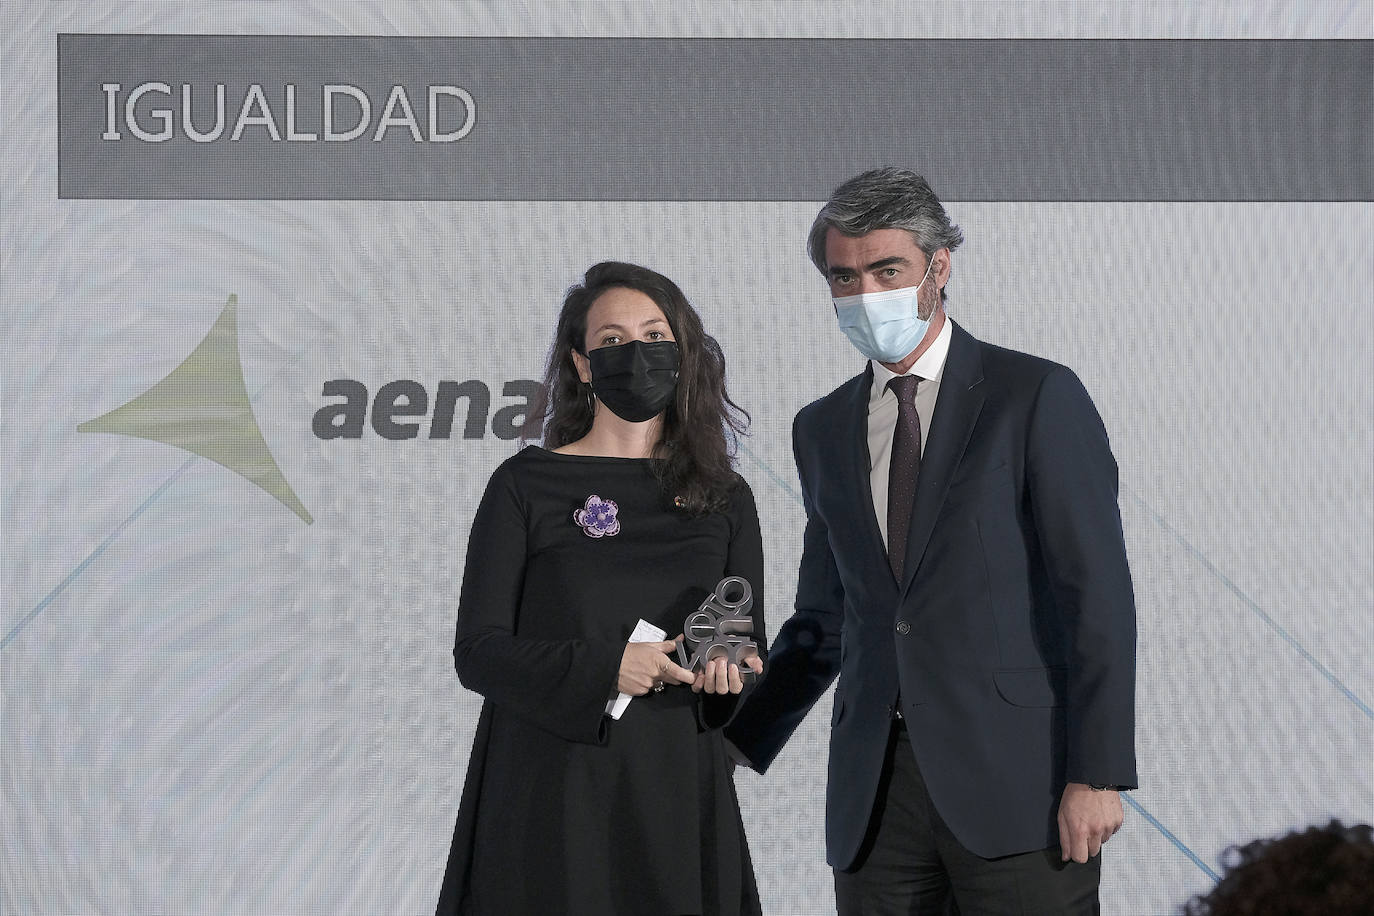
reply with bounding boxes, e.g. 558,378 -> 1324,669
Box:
833,719 -> 1100,916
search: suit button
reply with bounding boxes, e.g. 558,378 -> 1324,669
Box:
895,620 -> 911,636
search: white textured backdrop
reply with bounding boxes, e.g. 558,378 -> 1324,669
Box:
3,3 -> 1371,914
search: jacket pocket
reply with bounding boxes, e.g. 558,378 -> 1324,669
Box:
993,665 -> 1066,708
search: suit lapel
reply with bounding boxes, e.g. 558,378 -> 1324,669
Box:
899,321 -> 986,596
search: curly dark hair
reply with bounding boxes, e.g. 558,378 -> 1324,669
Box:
1180,820 -> 1374,916
528,261 -> 749,516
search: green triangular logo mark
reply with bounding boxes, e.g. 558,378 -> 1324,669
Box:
78,295 -> 314,524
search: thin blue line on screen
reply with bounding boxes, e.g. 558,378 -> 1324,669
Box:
737,443 -> 803,505
1,455 -> 198,651
1123,489 -> 1373,721
1124,794 -> 1221,883
2,356 -> 302,651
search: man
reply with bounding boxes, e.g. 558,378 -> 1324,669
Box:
726,168 -> 1137,913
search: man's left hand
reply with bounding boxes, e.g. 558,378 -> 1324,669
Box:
1057,783 -> 1124,863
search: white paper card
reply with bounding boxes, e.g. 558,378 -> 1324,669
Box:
605,619 -> 668,720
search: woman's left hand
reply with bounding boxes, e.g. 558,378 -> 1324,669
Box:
692,655 -> 764,695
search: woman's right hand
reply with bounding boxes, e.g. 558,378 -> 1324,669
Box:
618,640 -> 696,696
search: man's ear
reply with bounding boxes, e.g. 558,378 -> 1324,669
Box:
933,248 -> 952,289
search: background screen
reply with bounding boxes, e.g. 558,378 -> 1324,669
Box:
3,3 -> 1370,914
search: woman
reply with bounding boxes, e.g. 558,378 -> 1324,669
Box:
437,262 -> 766,915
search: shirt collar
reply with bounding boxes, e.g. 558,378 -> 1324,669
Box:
869,314 -> 953,406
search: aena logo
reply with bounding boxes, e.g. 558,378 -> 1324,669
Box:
311,380 -> 543,441
78,295 -> 313,523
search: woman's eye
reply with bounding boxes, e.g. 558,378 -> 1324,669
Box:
647,331 -> 664,340
601,335 -> 621,346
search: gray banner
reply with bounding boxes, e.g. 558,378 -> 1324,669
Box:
57,35 -> 1371,201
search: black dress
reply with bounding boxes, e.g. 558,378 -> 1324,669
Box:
437,446 -> 766,916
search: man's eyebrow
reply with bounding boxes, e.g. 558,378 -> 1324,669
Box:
828,255 -> 912,277
865,255 -> 911,272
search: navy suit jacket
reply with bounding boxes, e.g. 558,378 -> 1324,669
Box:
727,320 -> 1137,865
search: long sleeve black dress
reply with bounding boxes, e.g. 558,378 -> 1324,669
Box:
437,446 -> 766,916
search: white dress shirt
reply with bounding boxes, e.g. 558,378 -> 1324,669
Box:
867,316 -> 953,549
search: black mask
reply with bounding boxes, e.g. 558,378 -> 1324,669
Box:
587,340 -> 680,423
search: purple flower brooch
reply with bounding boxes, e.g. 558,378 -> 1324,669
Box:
573,495 -> 620,538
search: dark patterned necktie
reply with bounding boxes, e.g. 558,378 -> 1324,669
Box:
886,375 -> 922,579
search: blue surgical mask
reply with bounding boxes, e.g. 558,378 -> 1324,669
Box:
833,257 -> 936,363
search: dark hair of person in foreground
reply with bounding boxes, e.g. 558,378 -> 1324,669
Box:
1180,819 -> 1374,916
529,260 -> 749,515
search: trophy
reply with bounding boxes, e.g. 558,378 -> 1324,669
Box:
676,576 -> 759,681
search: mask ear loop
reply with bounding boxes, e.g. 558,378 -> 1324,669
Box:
677,364 -> 688,422
571,345 -> 595,417
915,254 -> 935,295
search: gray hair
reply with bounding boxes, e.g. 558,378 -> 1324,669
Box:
808,168 -> 964,299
